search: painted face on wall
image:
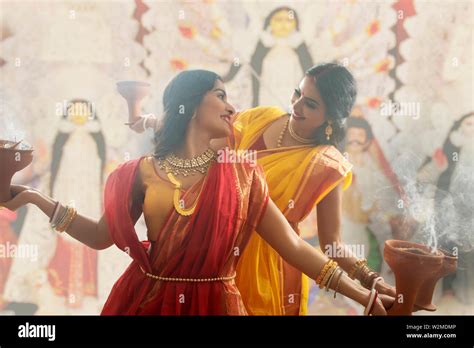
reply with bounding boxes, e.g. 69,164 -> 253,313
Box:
67,101 -> 94,126
269,9 -> 297,38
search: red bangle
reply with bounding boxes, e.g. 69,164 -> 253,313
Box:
368,290 -> 378,315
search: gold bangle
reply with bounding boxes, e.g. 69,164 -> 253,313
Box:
56,207 -> 77,232
316,260 -> 332,284
52,206 -> 69,229
316,260 -> 336,285
55,207 -> 71,232
320,263 -> 338,289
58,208 -> 77,232
325,266 -> 340,291
55,206 -> 72,231
348,259 -> 367,279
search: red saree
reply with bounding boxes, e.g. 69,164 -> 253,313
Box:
101,157 -> 269,315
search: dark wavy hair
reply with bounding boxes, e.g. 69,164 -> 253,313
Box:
153,70 -> 222,158
305,63 -> 357,149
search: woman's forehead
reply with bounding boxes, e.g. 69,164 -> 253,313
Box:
214,79 -> 225,90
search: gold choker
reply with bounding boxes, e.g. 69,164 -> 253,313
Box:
156,148 -> 216,177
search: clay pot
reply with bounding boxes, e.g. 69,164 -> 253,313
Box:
414,248 -> 458,311
0,140 -> 34,202
384,240 -> 443,315
116,81 -> 150,124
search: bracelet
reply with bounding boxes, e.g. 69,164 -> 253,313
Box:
56,207 -> 77,232
364,289 -> 378,315
54,206 -> 72,232
57,208 -> 77,232
51,205 -> 69,229
325,266 -> 340,292
49,201 -> 60,223
320,262 -> 338,289
316,260 -> 337,285
348,259 -> 367,279
368,290 -> 379,315
360,270 -> 380,289
141,114 -> 156,131
333,269 -> 344,298
371,276 -> 384,291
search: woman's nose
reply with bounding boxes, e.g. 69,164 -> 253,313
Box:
292,97 -> 303,112
226,104 -> 236,115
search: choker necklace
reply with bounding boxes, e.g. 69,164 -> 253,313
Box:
288,118 -> 317,144
156,149 -> 216,216
156,148 -> 217,177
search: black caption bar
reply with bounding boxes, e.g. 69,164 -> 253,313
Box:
0,315 -> 473,346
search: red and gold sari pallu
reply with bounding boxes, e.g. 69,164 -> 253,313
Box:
101,157 -> 268,315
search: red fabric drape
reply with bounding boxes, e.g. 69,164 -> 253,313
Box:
101,158 -> 255,315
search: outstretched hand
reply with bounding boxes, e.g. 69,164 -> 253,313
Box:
125,117 -> 147,133
0,185 -> 37,211
125,114 -> 157,134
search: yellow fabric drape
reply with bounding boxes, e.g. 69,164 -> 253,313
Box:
233,106 -> 352,315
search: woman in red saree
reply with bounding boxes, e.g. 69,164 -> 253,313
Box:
2,70 -> 393,315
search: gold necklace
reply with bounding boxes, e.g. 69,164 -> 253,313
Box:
156,149 -> 215,216
277,118 -> 289,148
288,119 -> 317,144
166,171 -> 202,216
156,148 -> 216,176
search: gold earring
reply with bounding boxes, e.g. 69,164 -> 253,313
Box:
325,122 -> 333,141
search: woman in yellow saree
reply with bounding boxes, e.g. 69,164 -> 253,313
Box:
231,63 -> 395,315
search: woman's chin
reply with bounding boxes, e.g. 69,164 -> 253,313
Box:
212,128 -> 231,139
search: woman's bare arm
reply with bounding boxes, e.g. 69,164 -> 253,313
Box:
317,185 -> 358,271
4,169 -> 145,250
29,190 -> 113,250
256,197 -> 390,314
317,184 -> 396,297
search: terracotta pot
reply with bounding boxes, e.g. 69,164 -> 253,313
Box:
384,240 -> 443,315
0,140 -> 34,202
116,81 -> 150,124
414,248 -> 458,311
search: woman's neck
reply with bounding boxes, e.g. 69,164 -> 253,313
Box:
174,121 -> 212,159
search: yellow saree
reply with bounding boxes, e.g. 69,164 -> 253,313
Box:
233,106 -> 353,315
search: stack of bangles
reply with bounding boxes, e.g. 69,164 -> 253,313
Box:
49,202 -> 77,233
349,258 -> 384,291
315,259 -> 345,299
